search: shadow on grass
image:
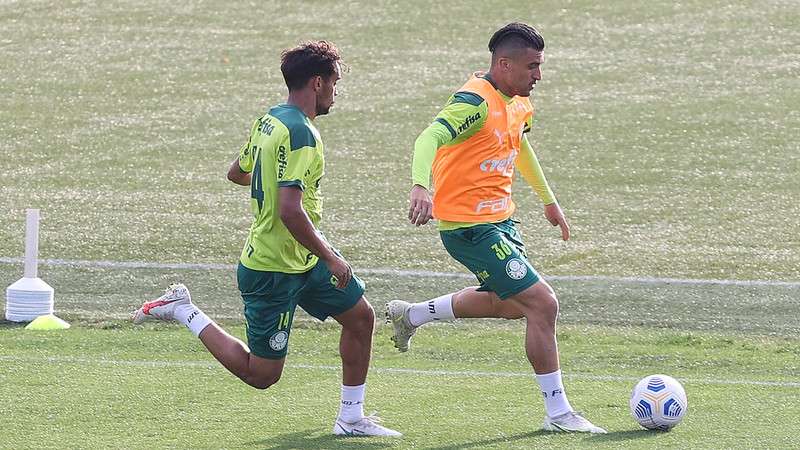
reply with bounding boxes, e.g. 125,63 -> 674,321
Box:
247,429 -> 395,450
425,430 -> 543,449
426,429 -> 657,449
590,428 -> 671,442
0,320 -> 27,329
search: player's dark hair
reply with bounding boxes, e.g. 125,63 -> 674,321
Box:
280,40 -> 341,91
488,22 -> 545,54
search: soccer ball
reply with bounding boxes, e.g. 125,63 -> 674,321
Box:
630,374 -> 687,430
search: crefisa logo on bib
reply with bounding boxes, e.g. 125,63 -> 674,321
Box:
269,330 -> 289,351
506,258 -> 527,280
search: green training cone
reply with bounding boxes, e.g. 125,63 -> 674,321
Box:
24,314 -> 71,330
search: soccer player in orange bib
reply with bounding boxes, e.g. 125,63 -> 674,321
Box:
387,22 -> 606,433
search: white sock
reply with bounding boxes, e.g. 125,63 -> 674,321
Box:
174,303 -> 213,337
536,370 -> 573,418
407,293 -> 455,326
338,383 -> 365,423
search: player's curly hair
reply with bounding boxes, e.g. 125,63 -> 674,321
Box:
488,22 -> 545,53
280,40 -> 342,91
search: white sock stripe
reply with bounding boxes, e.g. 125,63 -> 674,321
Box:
2,355 -> 798,388
2,257 -> 798,287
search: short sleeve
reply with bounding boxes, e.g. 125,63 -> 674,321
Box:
434,92 -> 487,142
276,142 -> 315,190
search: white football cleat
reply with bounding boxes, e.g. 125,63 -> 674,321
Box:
132,283 -> 191,324
543,411 -> 607,434
333,415 -> 402,437
385,300 -> 417,352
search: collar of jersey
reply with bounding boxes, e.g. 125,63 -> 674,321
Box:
480,73 -> 514,104
277,102 -> 310,118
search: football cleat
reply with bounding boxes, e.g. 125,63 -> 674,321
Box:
385,300 -> 417,352
132,283 -> 191,324
333,415 -> 402,437
543,411 -> 607,434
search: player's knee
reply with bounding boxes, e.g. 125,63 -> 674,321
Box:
362,301 -> 375,325
350,301 -> 375,334
245,364 -> 284,390
517,285 -> 559,320
248,370 -> 282,390
541,293 -> 559,318
532,295 -> 558,327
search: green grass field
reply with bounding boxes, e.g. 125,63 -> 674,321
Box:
1,0 -> 799,448
3,323 -> 799,449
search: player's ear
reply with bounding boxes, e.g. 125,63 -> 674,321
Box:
499,57 -> 512,72
313,75 -> 323,91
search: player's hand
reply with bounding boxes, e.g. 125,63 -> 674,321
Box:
544,203 -> 570,241
409,184 -> 433,226
324,253 -> 352,289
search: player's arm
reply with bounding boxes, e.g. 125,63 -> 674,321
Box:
516,134 -> 555,205
227,157 -> 251,186
516,134 -> 570,241
227,120 -> 258,186
411,123 -> 451,191
276,141 -> 351,288
409,123 -> 448,226
410,94 -> 487,225
278,187 -> 351,288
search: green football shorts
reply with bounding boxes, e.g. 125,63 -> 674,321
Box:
440,219 -> 540,300
237,260 -> 365,359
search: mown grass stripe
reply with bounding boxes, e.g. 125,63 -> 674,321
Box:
1,257 -> 798,287
1,355 -> 798,388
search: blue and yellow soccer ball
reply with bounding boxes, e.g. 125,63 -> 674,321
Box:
630,374 -> 688,430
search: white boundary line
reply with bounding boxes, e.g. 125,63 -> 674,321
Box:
1,355 -> 798,388
1,257 -> 799,287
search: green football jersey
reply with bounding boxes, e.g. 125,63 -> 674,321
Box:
237,104 -> 324,273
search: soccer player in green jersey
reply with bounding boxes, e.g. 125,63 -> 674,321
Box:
386,23 -> 606,433
133,40 -> 401,437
